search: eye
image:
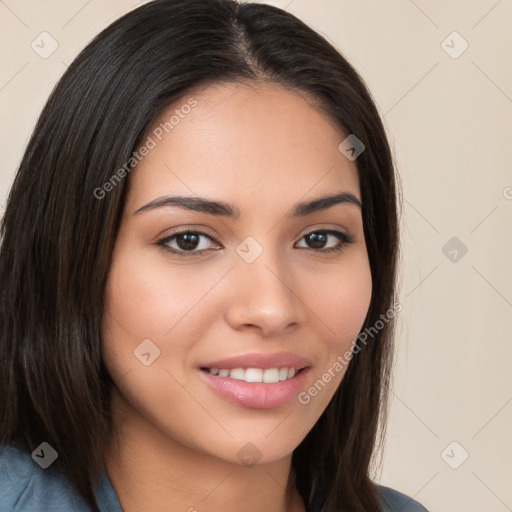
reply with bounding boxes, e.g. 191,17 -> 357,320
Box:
295,229 -> 354,253
156,229 -> 220,257
156,228 -> 355,258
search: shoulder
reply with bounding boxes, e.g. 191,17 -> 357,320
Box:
0,438 -> 90,512
376,484 -> 430,512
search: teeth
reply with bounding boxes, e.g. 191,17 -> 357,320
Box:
245,368 -> 262,382
262,368 -> 279,383
229,368 -> 245,380
206,367 -> 300,383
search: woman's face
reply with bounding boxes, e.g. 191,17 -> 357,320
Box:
102,82 -> 372,465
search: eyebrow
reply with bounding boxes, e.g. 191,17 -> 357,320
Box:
133,191 -> 362,218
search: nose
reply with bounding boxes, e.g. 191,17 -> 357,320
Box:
223,250 -> 305,337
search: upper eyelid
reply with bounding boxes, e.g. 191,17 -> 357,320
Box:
161,229 -> 219,244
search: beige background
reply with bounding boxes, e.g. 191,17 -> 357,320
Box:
1,1 -> 511,510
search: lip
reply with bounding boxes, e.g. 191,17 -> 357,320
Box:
198,366 -> 311,409
199,351 -> 311,371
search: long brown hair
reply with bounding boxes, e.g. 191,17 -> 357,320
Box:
0,1 -> 400,510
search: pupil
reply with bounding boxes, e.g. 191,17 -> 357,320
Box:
307,232 -> 326,249
177,233 -> 199,250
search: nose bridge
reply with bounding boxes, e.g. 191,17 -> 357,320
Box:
224,236 -> 303,334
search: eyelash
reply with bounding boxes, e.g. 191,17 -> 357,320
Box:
155,228 -> 355,258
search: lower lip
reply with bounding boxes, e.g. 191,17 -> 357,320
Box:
198,368 -> 310,409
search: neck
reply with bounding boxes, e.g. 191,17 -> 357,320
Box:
104,389 -> 305,512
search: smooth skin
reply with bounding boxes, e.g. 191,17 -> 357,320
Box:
101,81 -> 373,512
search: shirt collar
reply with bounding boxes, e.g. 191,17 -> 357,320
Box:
96,469 -> 123,512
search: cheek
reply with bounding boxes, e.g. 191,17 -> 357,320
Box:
100,250 -> 219,445
294,256 -> 372,416
100,245 -> 229,392
310,254 -> 373,350
102,247 -> 219,340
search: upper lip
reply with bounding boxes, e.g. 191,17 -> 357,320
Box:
200,351 -> 311,370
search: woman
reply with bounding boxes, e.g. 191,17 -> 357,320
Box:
0,1 -> 429,511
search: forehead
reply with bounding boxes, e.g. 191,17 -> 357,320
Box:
126,82 -> 361,213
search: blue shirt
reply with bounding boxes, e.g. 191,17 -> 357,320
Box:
0,438 -> 429,511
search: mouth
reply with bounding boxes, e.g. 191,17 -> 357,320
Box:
198,364 -> 311,409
